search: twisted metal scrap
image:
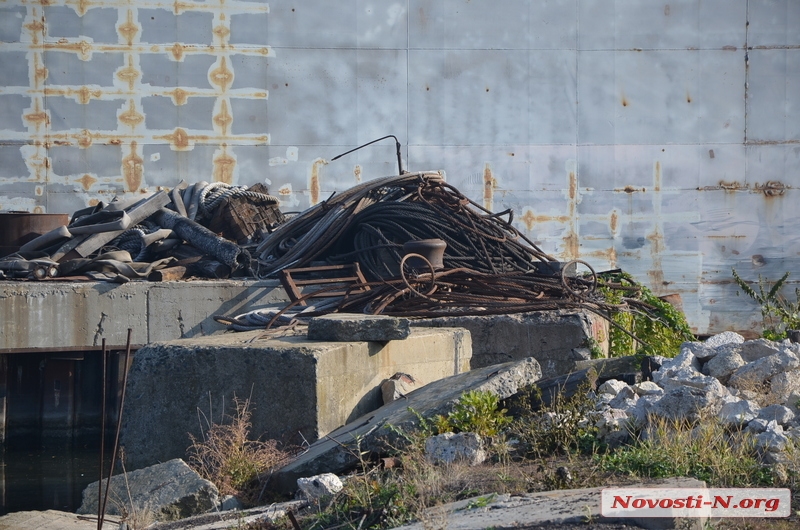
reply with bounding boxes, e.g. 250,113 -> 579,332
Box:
254,172 -> 555,279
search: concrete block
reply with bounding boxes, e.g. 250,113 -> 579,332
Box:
413,310 -> 608,378
120,327 -> 471,470
307,314 -> 411,342
77,458 -> 218,522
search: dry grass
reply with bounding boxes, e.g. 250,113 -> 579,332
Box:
187,396 -> 292,502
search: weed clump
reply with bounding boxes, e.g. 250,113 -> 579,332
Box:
187,396 -> 291,503
597,416 -> 773,487
432,389 -> 512,438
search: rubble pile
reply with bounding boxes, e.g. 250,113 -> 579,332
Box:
594,331 -> 800,461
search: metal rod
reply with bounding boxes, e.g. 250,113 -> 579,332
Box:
97,338 -> 107,530
330,134 -> 405,175
99,328 -> 133,529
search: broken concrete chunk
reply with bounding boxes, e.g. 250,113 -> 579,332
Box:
597,379 -> 629,397
769,369 -> 800,402
425,432 -> 486,466
757,404 -> 795,426
738,338 -> 784,363
77,458 -> 218,522
308,314 -> 411,342
703,349 -> 746,385
704,331 -> 745,348
756,423 -> 789,453
719,399 -> 761,426
651,386 -> 724,422
296,473 -> 343,500
729,350 -> 800,390
633,381 -> 663,396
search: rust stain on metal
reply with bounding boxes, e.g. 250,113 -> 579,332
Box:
171,43 -> 186,61
117,10 -> 140,46
654,161 -> 662,191
568,171 -> 577,200
354,164 -> 362,183
33,53 -> 48,86
620,185 -> 640,193
483,162 -> 495,210
169,88 -> 189,106
109,138 -> 122,145
723,45 -> 738,51
77,86 -> 102,104
588,247 -> 618,267
610,210 -> 619,234
24,11 -> 45,45
78,174 -> 97,191
279,185 -> 292,195
209,57 -> 234,92
122,142 -> 143,192
116,54 -> 141,90
621,92 -> 629,107
647,228 -> 666,288
309,158 -> 328,205
563,232 -> 579,260
686,92 -> 692,103
23,100 -> 49,130
156,128 -> 191,150
213,146 -> 236,184
708,149 -> 715,159
213,24 -> 231,42
755,181 -> 787,197
118,99 -> 144,129
57,39 -> 93,61
213,100 -> 233,134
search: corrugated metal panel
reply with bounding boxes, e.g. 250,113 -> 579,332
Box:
0,0 -> 798,335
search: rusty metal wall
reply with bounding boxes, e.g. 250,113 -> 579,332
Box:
0,0 -> 798,335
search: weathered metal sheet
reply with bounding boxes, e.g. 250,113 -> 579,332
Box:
0,0 -> 798,335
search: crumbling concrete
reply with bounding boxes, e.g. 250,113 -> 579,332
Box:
272,357 -> 542,493
414,309 -> 608,377
120,327 -> 471,470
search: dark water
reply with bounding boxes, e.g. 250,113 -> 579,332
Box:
1,437 -> 110,516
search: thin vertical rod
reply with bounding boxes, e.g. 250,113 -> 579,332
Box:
96,338 -> 107,530
99,328 -> 133,529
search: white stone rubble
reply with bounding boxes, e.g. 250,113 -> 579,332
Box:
590,331 -> 800,464
297,473 -> 344,499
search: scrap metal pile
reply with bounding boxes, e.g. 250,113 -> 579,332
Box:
0,180 -> 282,282
219,171 -> 629,330
1,170 -> 636,328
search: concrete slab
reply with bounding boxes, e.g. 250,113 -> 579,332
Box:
0,279 -> 290,350
271,357 -> 542,493
120,327 -> 471,470
414,310 -> 609,378
308,314 -> 411,341
0,510 -> 119,530
393,477 -> 707,530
